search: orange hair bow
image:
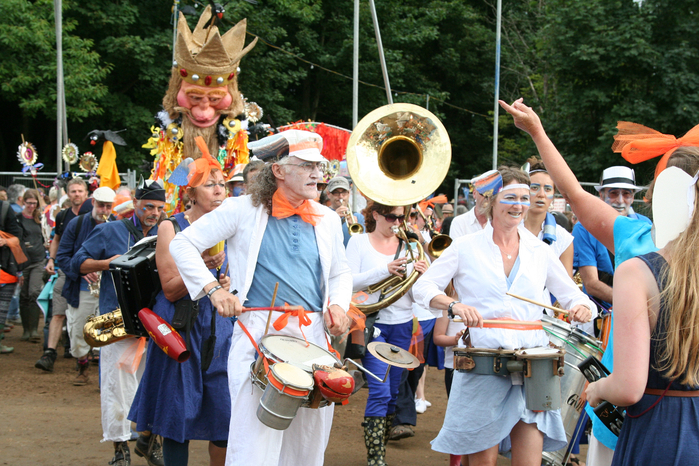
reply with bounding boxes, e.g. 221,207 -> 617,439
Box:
418,194 -> 448,212
188,136 -> 223,188
613,121 -> 699,178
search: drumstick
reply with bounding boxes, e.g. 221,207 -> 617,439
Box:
506,292 -> 570,316
264,282 -> 279,335
453,318 -> 544,326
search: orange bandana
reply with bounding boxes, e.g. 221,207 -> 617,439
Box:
189,136 -> 223,188
613,121 -> 699,179
271,190 -> 323,226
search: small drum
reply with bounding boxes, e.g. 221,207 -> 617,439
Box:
257,362 -> 314,430
541,316 -> 604,466
453,347 -> 515,376
513,346 -> 566,411
250,335 -> 341,414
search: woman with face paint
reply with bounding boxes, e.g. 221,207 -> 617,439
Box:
413,166 -> 595,466
523,157 -> 575,277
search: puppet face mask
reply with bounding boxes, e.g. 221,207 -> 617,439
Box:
176,80 -> 233,128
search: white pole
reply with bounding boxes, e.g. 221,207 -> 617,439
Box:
352,0 -> 360,129
491,0 -> 502,170
368,0 -> 392,105
55,0 -> 64,175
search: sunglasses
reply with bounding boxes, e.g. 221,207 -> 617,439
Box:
380,213 -> 405,223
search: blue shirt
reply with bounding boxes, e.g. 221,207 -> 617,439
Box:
244,215 -> 324,312
573,221 -> 615,307
71,216 -> 157,315
56,213 -> 99,308
341,212 -> 365,248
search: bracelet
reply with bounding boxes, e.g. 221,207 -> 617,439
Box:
49,257 -> 55,261
206,285 -> 222,298
447,300 -> 460,318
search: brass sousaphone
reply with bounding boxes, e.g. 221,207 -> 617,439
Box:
346,103 -> 451,315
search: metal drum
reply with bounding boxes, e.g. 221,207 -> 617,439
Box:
250,335 -> 341,410
541,315 -> 604,466
257,362 -> 314,430
453,347 -> 515,376
513,346 -> 566,411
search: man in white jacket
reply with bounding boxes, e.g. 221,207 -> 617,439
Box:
170,130 -> 351,466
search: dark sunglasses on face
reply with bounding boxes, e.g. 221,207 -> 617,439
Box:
381,213 -> 405,223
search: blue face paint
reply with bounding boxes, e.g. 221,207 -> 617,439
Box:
232,186 -> 243,197
499,200 -> 531,206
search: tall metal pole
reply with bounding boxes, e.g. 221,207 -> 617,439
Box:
491,0 -> 502,170
368,0 -> 392,105
352,0 -> 359,128
55,0 -> 64,175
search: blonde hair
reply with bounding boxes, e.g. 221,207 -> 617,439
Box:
657,180 -> 699,385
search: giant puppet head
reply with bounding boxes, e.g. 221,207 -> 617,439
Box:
162,6 -> 257,159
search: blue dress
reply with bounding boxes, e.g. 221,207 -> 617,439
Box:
612,252 -> 699,465
129,213 -> 233,442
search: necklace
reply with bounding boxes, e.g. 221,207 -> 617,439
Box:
498,241 -> 518,260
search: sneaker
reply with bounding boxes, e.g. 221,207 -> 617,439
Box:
109,442 -> 131,466
425,400 -> 432,408
415,398 -> 427,414
135,434 -> 164,466
35,348 -> 57,371
1,344 -> 14,354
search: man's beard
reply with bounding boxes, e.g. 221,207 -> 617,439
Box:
176,108 -> 227,160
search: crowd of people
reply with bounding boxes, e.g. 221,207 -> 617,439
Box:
2,102 -> 699,466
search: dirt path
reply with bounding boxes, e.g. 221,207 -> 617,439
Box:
2,323 -> 567,465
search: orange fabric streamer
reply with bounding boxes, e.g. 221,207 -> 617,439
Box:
342,304 -> 367,345
408,318 -> 425,365
481,318 -> 543,331
0,231 -> 28,265
96,141 -> 121,190
418,194 -> 448,213
116,337 -> 147,374
271,190 -> 323,225
189,136 -> 223,188
272,303 -> 313,344
613,121 -> 699,179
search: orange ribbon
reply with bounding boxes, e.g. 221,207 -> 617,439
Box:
408,318 -> 425,366
481,317 -> 543,331
418,194 -> 448,213
342,303 -> 367,346
271,190 -> 323,225
0,231 -> 28,265
189,136 -> 223,188
272,303 -> 313,344
612,121 -> 699,179
116,337 -> 147,374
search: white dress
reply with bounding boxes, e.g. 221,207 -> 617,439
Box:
413,223 -> 594,456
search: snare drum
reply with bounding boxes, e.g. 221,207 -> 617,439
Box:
453,347 -> 515,376
250,335 -> 341,410
541,315 -> 604,466
257,362 -> 314,430
513,345 -> 566,411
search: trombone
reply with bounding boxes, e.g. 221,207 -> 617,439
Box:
340,199 -> 364,235
414,204 -> 452,258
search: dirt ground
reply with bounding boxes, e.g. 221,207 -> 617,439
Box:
1,322 -> 583,465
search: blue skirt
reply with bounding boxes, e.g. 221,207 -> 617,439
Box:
128,291 -> 233,442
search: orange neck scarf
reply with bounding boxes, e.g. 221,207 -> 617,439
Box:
613,121 -> 699,178
271,190 -> 323,226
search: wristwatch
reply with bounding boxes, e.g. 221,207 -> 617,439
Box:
447,300 -> 460,318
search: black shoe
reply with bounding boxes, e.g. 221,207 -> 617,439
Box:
109,442 -> 131,466
134,434 -> 164,466
35,349 -> 57,372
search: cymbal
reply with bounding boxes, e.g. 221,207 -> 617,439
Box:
367,342 -> 420,369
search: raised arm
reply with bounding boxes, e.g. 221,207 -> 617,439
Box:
499,98 -> 619,252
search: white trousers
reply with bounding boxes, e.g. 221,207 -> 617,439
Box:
225,311 -> 334,466
586,432 -> 614,466
66,290 -> 99,359
100,338 -> 146,442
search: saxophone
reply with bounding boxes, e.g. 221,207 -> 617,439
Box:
83,309 -> 131,347
87,214 -> 109,297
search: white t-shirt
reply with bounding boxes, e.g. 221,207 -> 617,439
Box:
346,234 -> 416,325
534,222 -> 574,259
450,207 -> 485,239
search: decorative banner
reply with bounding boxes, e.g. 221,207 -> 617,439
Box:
62,143 -> 79,164
17,139 -> 38,167
79,152 -> 99,173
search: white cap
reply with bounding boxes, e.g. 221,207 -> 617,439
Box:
285,130 -> 325,162
93,187 -> 116,203
594,166 -> 642,192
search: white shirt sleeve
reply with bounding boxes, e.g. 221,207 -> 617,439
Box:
326,212 -> 353,312
412,240 -> 460,315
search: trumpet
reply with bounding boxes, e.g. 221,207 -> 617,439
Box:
340,199 -> 364,235
415,204 -> 452,258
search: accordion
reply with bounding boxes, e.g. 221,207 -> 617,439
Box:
109,237 -> 161,337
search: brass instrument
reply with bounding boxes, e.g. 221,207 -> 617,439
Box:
345,103 -> 451,315
88,214 -> 110,297
414,204 -> 452,258
341,199 -> 364,235
83,309 -> 131,347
